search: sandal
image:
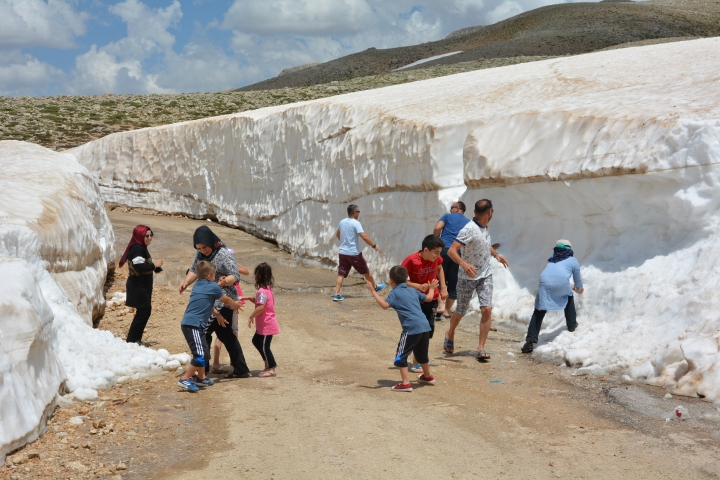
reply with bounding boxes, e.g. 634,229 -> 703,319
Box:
258,370 -> 276,378
476,350 -> 491,362
409,364 -> 423,373
211,366 -> 231,374
443,336 -> 454,354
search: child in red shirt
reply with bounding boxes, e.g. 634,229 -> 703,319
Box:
401,235 -> 447,372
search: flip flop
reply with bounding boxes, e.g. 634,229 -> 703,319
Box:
443,336 -> 454,354
476,350 -> 491,362
258,370 -> 276,378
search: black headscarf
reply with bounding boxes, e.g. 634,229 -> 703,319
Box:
548,246 -> 574,263
193,226 -> 224,260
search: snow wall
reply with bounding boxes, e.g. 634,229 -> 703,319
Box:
0,141 -> 188,463
69,38 -> 720,400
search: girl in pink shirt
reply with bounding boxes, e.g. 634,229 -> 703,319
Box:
244,263 -> 280,377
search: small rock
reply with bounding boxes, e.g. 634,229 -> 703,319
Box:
67,461 -> 88,472
126,431 -> 137,436
55,431 -> 68,438
93,419 -> 106,429
8,454 -> 28,464
549,461 -> 554,467
70,443 -> 79,449
506,352 -> 515,357
92,401 -> 108,410
68,416 -> 85,425
110,475 -> 123,480
600,377 -> 609,381
26,452 -> 39,459
116,462 -> 128,471
664,393 -> 672,399
90,429 -> 98,435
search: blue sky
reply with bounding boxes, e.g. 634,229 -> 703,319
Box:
0,0 -> 592,96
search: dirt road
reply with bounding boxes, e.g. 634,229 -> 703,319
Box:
13,210 -> 719,480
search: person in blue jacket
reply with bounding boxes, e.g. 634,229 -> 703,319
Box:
521,240 -> 584,354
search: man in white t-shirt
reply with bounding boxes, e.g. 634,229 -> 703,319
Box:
333,204 -> 386,301
443,199 -> 509,362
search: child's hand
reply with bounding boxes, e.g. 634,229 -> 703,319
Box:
365,280 -> 375,291
248,317 -> 255,328
429,279 -> 439,290
212,308 -> 221,317
419,283 -> 430,292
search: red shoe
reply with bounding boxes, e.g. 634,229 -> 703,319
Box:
418,374 -> 435,384
391,382 -> 413,392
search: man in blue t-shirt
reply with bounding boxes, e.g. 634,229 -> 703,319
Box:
433,201 -> 470,318
333,204 -> 386,301
367,265 -> 437,392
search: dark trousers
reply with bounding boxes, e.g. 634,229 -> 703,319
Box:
252,333 -> 277,369
441,248 -> 460,300
206,307 -> 250,376
420,300 -> 438,339
126,306 -> 151,343
525,295 -> 577,343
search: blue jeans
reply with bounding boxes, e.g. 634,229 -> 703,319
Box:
525,295 -> 577,343
441,247 -> 460,300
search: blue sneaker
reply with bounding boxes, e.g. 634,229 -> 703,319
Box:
193,376 -> 214,387
332,295 -> 344,301
375,283 -> 387,292
178,378 -> 199,392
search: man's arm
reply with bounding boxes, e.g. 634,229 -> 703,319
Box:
359,232 -> 382,253
433,220 -> 445,237
366,280 -> 390,309
335,229 -> 340,240
490,246 -> 509,268
448,241 -> 477,278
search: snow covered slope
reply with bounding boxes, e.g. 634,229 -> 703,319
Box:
0,142 -> 188,462
69,38 -> 720,399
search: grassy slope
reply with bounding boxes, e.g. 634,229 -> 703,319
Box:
236,0 -> 720,91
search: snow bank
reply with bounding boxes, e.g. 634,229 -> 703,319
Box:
69,38 -> 720,399
0,141 -> 188,462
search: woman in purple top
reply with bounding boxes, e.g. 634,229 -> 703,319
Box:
433,201 -> 470,319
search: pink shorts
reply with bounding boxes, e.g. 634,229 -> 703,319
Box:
338,253 -> 370,277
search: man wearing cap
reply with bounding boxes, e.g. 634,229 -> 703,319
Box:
521,239 -> 584,354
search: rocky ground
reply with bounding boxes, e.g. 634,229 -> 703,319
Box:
5,210 -> 720,479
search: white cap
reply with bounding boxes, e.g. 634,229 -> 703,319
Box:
555,239 -> 572,247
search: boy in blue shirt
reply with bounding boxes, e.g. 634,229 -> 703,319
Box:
367,265 -> 438,392
179,261 -> 242,392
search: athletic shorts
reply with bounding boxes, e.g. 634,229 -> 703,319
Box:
181,325 -> 209,368
338,253 -> 370,277
455,275 -> 493,316
421,300 -> 438,339
394,331 -> 430,368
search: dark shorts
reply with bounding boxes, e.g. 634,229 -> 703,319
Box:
420,300 -> 438,339
181,325 -> 209,368
441,247 -> 461,300
394,331 -> 430,368
338,253 -> 370,277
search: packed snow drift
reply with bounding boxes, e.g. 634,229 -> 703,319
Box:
69,38 -> 720,399
0,141 -> 188,462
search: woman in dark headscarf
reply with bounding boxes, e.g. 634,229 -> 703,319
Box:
179,225 -> 250,378
521,239 -> 584,354
120,225 -> 163,344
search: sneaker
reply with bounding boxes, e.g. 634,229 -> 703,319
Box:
193,377 -> 214,387
375,283 -> 387,292
178,378 -> 199,392
409,364 -> 423,373
521,341 -> 534,354
332,295 -> 344,302
418,374 -> 435,384
391,382 -> 413,392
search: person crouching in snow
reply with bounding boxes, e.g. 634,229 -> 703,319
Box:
367,265 -> 437,392
521,240 -> 584,354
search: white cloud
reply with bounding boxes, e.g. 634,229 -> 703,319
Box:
109,0 -> 182,51
0,49 -> 64,95
486,0 -> 528,24
222,0 -> 375,36
0,0 -> 87,49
